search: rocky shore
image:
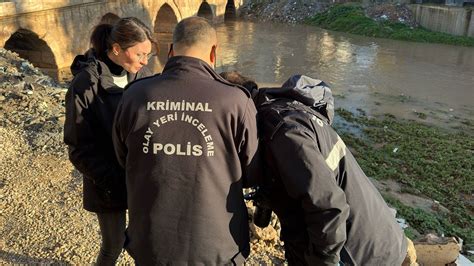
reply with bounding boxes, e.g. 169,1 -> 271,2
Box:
239,0 -> 330,23
0,48 -> 284,263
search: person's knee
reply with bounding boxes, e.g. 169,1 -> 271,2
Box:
97,211 -> 126,252
101,231 -> 125,250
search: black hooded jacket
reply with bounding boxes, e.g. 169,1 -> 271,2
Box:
64,49 -> 152,212
112,56 -> 260,265
256,75 -> 407,265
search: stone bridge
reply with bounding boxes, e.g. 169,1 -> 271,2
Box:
0,0 -> 240,80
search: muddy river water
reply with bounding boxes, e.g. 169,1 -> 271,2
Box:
208,21 -> 474,129
54,20 -> 474,128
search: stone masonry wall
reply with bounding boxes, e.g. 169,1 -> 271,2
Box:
409,4 -> 473,37
468,10 -> 474,37
0,0 -> 238,79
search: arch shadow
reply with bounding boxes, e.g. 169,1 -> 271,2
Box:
0,250 -> 70,264
4,28 -> 59,79
224,0 -> 237,21
197,1 -> 214,21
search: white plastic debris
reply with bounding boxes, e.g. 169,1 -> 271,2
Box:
396,218 -> 409,229
456,254 -> 474,265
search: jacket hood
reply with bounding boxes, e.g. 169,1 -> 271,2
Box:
258,75 -> 335,124
70,49 -> 96,76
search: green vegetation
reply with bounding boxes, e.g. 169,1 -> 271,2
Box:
306,4 -> 474,47
334,109 -> 474,244
385,196 -> 472,242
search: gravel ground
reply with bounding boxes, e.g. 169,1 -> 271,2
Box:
0,48 -> 284,264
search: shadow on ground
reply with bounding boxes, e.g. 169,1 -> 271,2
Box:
0,250 -> 70,264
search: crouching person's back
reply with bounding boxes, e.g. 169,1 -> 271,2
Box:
221,72 -> 412,266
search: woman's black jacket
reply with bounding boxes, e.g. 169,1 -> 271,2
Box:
64,50 -> 153,212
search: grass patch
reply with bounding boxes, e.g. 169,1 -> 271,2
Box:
306,4 -> 474,47
334,109 -> 474,244
385,196 -> 472,243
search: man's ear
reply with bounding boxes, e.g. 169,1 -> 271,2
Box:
210,45 -> 217,65
167,43 -> 174,59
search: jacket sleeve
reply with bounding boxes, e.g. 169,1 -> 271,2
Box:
238,99 -> 263,188
63,70 -> 124,190
268,125 -> 350,266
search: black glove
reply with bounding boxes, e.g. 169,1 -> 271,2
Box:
245,187 -> 273,228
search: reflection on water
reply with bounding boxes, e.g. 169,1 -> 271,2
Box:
215,21 -> 474,128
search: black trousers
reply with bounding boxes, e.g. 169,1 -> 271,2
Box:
96,211 -> 126,266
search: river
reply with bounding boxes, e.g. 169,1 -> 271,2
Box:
81,20 -> 474,130
207,21 -> 474,129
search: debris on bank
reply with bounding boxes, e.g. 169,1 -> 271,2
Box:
0,48 -> 67,157
239,0 -> 330,23
365,3 -> 418,27
238,0 -> 417,25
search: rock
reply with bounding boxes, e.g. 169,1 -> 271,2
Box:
250,223 -> 279,241
414,234 -> 461,266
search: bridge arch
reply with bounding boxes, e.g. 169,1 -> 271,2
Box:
154,3 -> 178,34
197,2 -> 214,21
153,3 -> 179,70
4,28 -> 58,77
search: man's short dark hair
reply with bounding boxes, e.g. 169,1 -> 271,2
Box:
220,71 -> 258,94
173,16 -> 215,48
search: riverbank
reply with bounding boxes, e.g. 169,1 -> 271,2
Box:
334,107 -> 474,258
239,0 -> 474,46
306,3 -> 474,46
